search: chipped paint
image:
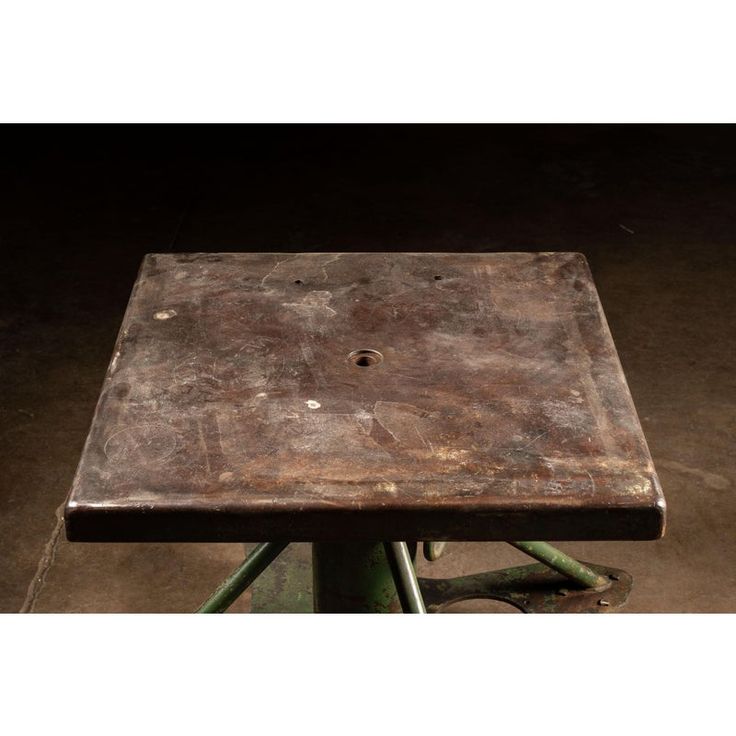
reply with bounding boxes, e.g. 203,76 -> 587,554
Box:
153,309 -> 177,320
376,481 -> 398,493
282,290 -> 337,318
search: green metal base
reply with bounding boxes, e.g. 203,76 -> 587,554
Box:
251,543 -> 313,613
200,541 -> 634,614
196,542 -> 288,613
418,562 -> 632,613
312,542 -> 401,613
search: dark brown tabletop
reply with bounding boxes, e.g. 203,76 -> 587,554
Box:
65,252 -> 665,542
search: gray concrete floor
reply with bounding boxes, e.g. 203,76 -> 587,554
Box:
1,126 -> 734,612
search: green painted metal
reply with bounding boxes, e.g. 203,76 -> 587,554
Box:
197,542 -> 289,613
251,543 -> 313,613
312,542 -> 400,612
418,562 -> 631,613
201,539 -> 610,614
509,541 -> 609,590
384,541 -> 427,614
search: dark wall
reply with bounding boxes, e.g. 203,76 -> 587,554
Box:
2,124 -> 734,318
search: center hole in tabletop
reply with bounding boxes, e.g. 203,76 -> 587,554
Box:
347,349 -> 383,368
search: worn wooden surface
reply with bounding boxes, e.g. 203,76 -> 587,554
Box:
65,252 -> 665,542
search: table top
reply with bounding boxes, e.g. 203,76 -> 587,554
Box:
65,252 -> 665,542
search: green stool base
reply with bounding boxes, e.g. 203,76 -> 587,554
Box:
250,545 -> 632,614
419,562 -> 631,613
312,542 -> 402,613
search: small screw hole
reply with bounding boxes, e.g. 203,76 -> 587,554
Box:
434,275 -> 443,280
294,279 -> 303,285
347,349 -> 383,368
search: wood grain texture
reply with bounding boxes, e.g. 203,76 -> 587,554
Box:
65,252 -> 665,541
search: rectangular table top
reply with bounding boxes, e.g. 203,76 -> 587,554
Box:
65,252 -> 665,542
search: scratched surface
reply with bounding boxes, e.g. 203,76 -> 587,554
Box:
65,252 -> 665,542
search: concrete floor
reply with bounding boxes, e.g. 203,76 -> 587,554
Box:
1,125 -> 734,612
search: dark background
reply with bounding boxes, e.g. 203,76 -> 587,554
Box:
1,125 -> 734,612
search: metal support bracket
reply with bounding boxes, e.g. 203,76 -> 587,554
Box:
418,562 -> 632,613
197,541 -> 289,613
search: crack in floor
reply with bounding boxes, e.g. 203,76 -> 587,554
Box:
19,501 -> 66,613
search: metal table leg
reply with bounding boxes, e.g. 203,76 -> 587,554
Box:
508,541 -> 610,590
197,542 -> 289,613
384,541 -> 427,614
312,542 -> 401,613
